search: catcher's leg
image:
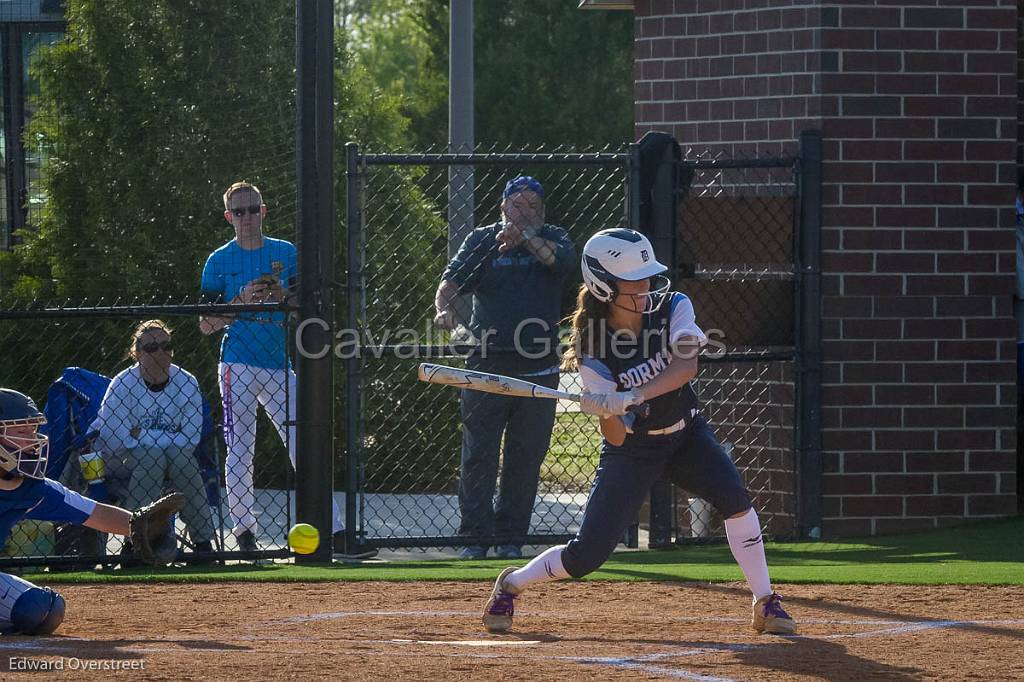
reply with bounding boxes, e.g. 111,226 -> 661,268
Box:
220,362 -> 259,537
0,573 -> 64,636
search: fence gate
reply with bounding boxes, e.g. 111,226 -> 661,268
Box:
345,135 -> 820,552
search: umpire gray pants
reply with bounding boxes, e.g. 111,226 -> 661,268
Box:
457,373 -> 559,543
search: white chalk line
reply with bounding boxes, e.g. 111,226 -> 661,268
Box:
267,609 -> 475,624
4,614 -> 1022,682
389,638 -> 541,647
0,631 -> 747,681
809,619 -> 1024,641
267,609 -> 976,627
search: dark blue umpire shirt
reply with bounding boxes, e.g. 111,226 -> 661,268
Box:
442,222 -> 576,376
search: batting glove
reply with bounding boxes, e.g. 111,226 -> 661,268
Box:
579,390 -> 644,417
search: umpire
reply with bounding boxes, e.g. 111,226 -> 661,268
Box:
433,176 -> 576,559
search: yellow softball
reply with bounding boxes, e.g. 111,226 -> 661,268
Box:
288,523 -> 320,554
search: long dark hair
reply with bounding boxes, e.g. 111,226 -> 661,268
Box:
561,284 -> 610,372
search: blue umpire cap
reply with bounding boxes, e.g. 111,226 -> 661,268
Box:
503,176 -> 544,199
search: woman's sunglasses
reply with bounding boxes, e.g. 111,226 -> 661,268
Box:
139,341 -> 173,354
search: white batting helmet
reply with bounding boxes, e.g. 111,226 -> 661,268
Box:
581,228 -> 670,313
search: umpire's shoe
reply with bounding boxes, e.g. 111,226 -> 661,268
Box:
752,593 -> 796,635
482,567 -> 520,633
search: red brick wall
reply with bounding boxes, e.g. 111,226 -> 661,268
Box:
818,3 -> 1018,537
634,0 -> 1020,536
634,0 -> 822,156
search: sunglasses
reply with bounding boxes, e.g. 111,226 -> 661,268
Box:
139,341 -> 173,353
229,205 -> 262,217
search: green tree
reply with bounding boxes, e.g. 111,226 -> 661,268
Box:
1,1 -> 459,493
410,2 -> 634,149
338,0 -> 446,150
14,1 -> 298,301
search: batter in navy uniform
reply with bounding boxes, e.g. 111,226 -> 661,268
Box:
481,228 -> 796,636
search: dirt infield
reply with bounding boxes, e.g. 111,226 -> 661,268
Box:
0,581 -> 1020,680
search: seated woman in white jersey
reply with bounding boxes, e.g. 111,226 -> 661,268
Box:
91,320 -> 215,555
481,228 -> 796,636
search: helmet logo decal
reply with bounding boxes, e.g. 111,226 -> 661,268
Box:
641,249 -> 649,262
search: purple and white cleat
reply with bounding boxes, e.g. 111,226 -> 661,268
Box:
752,592 -> 797,635
482,567 -> 520,633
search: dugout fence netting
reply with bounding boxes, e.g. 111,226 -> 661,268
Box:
0,306 -> 302,567
0,143 -> 805,567
671,156 -> 800,541
347,147 -> 629,548
0,2 -> 809,566
348,145 -> 802,551
0,2 -> 305,566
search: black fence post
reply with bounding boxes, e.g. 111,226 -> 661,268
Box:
636,131 -> 680,270
295,0 -> 333,563
344,142 -> 364,554
624,142 -> 642,549
315,0 -> 336,551
796,129 -> 823,540
637,132 -> 682,548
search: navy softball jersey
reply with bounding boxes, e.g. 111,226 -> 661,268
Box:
562,292 -> 752,578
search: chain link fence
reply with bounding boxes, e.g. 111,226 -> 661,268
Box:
0,302 -> 303,568
0,1 -> 315,568
0,143 -> 812,569
348,145 -> 807,551
671,157 -> 800,542
348,149 -> 629,549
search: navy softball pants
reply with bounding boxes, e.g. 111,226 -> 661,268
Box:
561,415 -> 752,579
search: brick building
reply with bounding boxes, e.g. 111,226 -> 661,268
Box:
615,0 -> 1020,536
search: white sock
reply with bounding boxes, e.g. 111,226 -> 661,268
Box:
724,507 -> 773,601
504,545 -> 570,593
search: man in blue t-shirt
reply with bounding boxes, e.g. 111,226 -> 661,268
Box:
433,176 -> 576,560
199,182 -> 356,556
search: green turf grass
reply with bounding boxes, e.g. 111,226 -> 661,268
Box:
21,516 -> 1023,586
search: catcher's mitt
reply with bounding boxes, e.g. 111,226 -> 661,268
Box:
130,492 -> 185,566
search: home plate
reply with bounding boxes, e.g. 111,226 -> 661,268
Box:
390,639 -> 541,647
